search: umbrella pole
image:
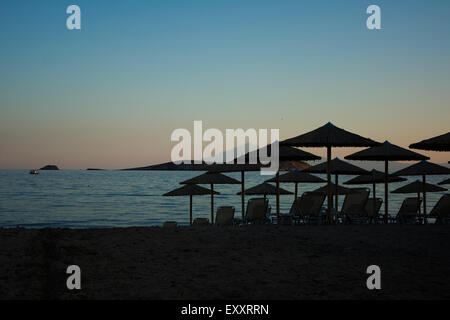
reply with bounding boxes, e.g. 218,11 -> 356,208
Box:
295,182 -> 298,200
190,195 -> 193,226
384,160 -> 389,224
241,171 -> 245,220
373,180 -> 376,222
417,192 -> 421,215
276,170 -> 280,219
423,174 -> 427,224
327,146 -> 332,224
211,184 -> 214,224
335,174 -> 339,212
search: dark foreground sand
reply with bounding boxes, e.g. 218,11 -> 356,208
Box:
0,225 -> 449,300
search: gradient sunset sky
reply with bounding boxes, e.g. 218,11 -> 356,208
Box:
1,0 -> 449,169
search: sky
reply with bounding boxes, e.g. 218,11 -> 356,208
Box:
0,0 -> 449,169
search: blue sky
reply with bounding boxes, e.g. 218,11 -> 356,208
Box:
1,0 -> 449,168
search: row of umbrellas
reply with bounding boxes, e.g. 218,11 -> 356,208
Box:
164,123 -> 449,225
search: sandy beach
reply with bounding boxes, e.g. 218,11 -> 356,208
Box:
0,225 -> 449,300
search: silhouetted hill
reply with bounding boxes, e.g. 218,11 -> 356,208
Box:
123,162 -> 222,171
40,165 -> 59,170
123,161 -> 309,171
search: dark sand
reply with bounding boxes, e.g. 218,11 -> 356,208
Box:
0,225 -> 449,300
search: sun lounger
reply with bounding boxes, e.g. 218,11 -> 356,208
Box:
273,197 -> 302,225
215,206 -> 235,226
429,194 -> 450,224
393,197 -> 422,224
192,218 -> 210,226
340,188 -> 370,224
293,192 -> 327,225
163,221 -> 177,228
244,198 -> 270,224
364,198 -> 383,224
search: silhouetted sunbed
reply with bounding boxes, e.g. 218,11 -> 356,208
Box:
392,198 -> 422,224
365,198 -> 383,224
215,206 -> 235,226
339,188 -> 370,224
429,194 -> 450,224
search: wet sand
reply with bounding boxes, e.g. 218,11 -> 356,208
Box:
0,225 -> 449,300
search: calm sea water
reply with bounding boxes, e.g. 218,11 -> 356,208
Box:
0,170 -> 448,228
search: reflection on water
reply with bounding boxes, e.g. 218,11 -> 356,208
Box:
0,170 -> 448,228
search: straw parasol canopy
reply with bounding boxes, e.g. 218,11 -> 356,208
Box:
345,141 -> 429,223
409,132 -> 450,152
163,184 -> 219,225
394,160 -> 450,176
344,169 -> 406,216
438,178 -> 450,185
304,157 -> 369,211
304,157 -> 370,175
312,183 -> 353,196
244,144 -> 322,162
344,169 -> 406,197
392,180 -> 447,216
281,122 -> 380,223
205,163 -> 265,220
392,180 -> 447,194
237,182 -> 293,199
393,160 -> 450,221
265,170 -> 325,199
243,144 -> 321,218
180,172 -> 241,224
208,145 -> 319,220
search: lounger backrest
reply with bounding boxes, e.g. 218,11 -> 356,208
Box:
300,192 -> 326,217
398,197 -> 421,214
365,198 -> 383,218
289,198 -> 302,216
341,188 -> 370,217
216,206 -> 235,226
192,218 -> 210,226
429,194 -> 450,218
246,198 -> 268,221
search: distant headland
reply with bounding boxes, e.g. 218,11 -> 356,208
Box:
39,165 -> 59,170
122,161 -> 309,171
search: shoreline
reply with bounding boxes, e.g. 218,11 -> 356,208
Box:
1,225 -> 449,300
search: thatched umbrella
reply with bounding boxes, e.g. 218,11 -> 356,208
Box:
392,180 -> 447,194
244,144 -> 321,218
163,184 -> 219,225
344,169 -> 406,195
409,132 -> 450,152
393,160 -> 450,222
237,182 -> 293,200
206,163 -> 263,220
345,141 -> 429,223
438,178 -> 450,185
312,182 -> 353,195
180,172 -> 241,224
265,170 -> 325,200
392,181 -> 447,222
206,145 -> 318,220
281,122 -> 380,223
303,157 -> 369,211
344,169 -> 406,215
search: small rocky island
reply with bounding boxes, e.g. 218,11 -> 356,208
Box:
39,165 -> 59,170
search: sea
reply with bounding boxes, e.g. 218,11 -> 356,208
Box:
0,170 -> 448,228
